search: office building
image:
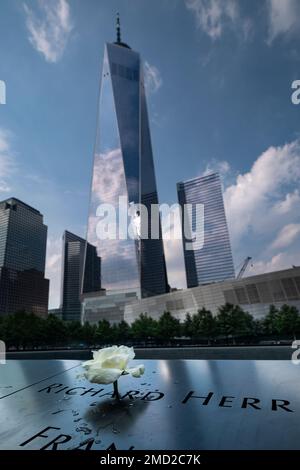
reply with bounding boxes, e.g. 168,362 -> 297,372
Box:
60,231 -> 101,321
84,16 -> 169,301
177,173 -> 235,287
0,197 -> 49,317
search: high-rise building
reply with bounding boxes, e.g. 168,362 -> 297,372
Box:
0,197 -> 49,317
177,173 -> 235,287
84,17 -> 168,299
60,231 -> 101,321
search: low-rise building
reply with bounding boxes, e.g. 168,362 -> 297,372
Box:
81,267 -> 300,325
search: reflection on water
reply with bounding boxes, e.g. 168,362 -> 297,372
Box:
158,360 -> 171,382
83,397 -> 149,436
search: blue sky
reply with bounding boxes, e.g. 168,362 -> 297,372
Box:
0,0 -> 300,308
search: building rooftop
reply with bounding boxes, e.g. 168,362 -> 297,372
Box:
177,172 -> 220,187
0,197 -> 42,216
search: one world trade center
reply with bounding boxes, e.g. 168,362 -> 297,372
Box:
84,16 -> 169,299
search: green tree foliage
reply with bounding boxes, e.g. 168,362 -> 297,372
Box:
115,320 -> 131,342
216,303 -> 255,339
198,308 -> 216,338
81,322 -> 97,345
0,303 -> 299,349
192,308 -> 217,341
66,321 -> 83,343
183,309 -> 217,342
156,311 -> 181,341
2,311 -> 44,349
183,313 -> 193,337
44,314 -> 68,346
131,313 -> 158,341
263,305 -> 279,335
96,319 -> 114,344
276,305 -> 300,337
253,319 -> 265,337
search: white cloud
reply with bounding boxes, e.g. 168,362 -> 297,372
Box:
242,17 -> 254,41
267,0 -> 300,44
144,61 -> 162,94
273,189 -> 300,215
45,236 -> 62,308
203,159 -> 230,177
185,0 -> 239,40
0,181 -> 11,192
249,251 -> 300,275
224,140 -> 300,245
271,223 -> 300,250
0,128 -> 16,194
222,139 -> 300,277
24,0 -> 73,63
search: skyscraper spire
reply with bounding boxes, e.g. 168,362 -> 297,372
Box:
116,12 -> 121,44
114,13 -> 130,49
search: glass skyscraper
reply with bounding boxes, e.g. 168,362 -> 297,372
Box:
60,231 -> 101,321
84,19 -> 168,299
0,197 -> 49,317
177,173 -> 235,287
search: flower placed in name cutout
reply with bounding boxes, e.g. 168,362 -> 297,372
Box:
82,346 -> 145,399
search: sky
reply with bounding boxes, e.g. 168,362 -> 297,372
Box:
0,0 -> 300,309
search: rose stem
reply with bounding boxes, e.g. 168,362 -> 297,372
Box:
113,380 -> 120,400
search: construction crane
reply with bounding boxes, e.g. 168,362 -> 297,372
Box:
237,256 -> 252,279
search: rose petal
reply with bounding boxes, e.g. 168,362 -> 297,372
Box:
81,359 -> 96,369
101,353 -> 132,370
126,364 -> 145,378
92,346 -> 118,362
117,346 -> 135,361
84,365 -> 122,384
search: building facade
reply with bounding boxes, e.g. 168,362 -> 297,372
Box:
177,173 -> 235,287
0,198 -> 49,317
82,267 -> 300,325
125,267 -> 300,323
81,289 -> 138,325
83,23 -> 168,303
60,231 -> 101,322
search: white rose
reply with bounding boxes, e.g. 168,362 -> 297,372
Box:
82,346 -> 145,385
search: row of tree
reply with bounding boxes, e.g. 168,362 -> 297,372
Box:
0,303 -> 299,349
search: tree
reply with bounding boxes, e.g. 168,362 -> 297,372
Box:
44,314 -> 68,346
96,319 -> 114,345
276,305 -> 300,338
81,322 -> 97,345
253,319 -> 265,337
216,303 -> 254,342
115,321 -> 131,343
2,311 -> 44,349
263,305 -> 280,336
156,311 -> 181,341
131,313 -> 158,341
190,308 -> 216,343
67,321 -> 83,344
184,313 -> 193,337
